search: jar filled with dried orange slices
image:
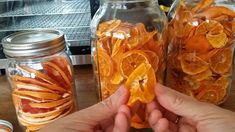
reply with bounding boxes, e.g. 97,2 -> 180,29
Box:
166,0 -> 235,105
91,0 -> 168,129
2,30 -> 77,132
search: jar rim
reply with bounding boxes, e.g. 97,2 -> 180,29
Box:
1,29 -> 65,58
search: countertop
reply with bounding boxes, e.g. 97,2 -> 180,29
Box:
0,65 -> 235,132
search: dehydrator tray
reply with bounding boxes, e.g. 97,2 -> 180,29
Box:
0,0 -> 90,17
0,13 -> 91,31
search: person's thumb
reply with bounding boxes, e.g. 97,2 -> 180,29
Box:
77,85 -> 129,122
155,84 -> 218,120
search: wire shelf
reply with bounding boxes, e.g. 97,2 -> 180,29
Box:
0,13 -> 91,31
0,1 -> 90,17
61,27 -> 91,41
67,40 -> 91,47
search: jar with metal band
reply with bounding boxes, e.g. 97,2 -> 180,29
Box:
2,30 -> 77,132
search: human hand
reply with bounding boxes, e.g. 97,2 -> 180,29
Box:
148,84 -> 235,132
39,86 -> 131,132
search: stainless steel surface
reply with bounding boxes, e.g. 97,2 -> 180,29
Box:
70,54 -> 91,65
2,30 -> 65,57
0,55 -> 91,69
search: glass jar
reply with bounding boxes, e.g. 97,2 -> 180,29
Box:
0,120 -> 13,132
2,30 -> 77,132
166,0 -> 235,105
91,0 -> 168,129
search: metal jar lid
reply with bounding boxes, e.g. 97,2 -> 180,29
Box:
0,120 -> 13,132
1,30 -> 65,58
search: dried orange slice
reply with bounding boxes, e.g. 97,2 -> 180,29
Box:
17,66 -> 56,85
195,6 -> 235,19
111,39 -> 123,57
96,50 -> 114,77
131,104 -> 149,128
120,50 -> 150,78
208,21 -> 224,35
43,61 -> 72,89
184,68 -> 212,82
206,32 -> 227,48
215,77 -> 229,104
195,21 -> 207,35
195,20 -> 224,35
185,35 -> 211,53
49,56 -> 72,82
18,100 -> 71,118
180,53 -> 209,75
196,88 -> 219,104
125,63 -> 156,105
210,48 -> 232,74
96,19 -> 121,37
97,37 -> 112,55
29,97 -> 71,109
127,26 -> 140,50
191,0 -> 214,13
12,75 -> 66,92
198,48 -> 220,62
131,114 -> 149,128
14,89 -> 61,100
214,76 -> 229,90
15,82 -> 55,93
143,50 -> 159,71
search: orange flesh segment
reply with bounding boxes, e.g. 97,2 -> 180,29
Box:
125,63 -> 156,105
120,50 -> 150,78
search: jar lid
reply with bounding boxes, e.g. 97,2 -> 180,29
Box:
1,30 -> 65,58
0,120 -> 13,131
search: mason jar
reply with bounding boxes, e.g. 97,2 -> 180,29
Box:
2,30 -> 77,132
91,0 -> 168,129
166,0 -> 235,105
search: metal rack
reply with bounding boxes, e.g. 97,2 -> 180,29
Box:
0,13 -> 90,31
0,1 -> 90,17
0,0 -> 92,69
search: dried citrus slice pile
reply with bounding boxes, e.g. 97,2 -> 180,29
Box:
167,0 -> 234,105
95,20 -> 165,128
11,56 -> 75,132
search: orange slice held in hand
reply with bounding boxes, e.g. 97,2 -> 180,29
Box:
125,63 -> 156,106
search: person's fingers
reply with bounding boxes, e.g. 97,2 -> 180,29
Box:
151,118 -> 170,132
178,122 -> 197,132
147,101 -> 158,114
73,85 -> 129,124
148,109 -> 163,128
112,105 -> 131,132
155,84 -> 219,120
